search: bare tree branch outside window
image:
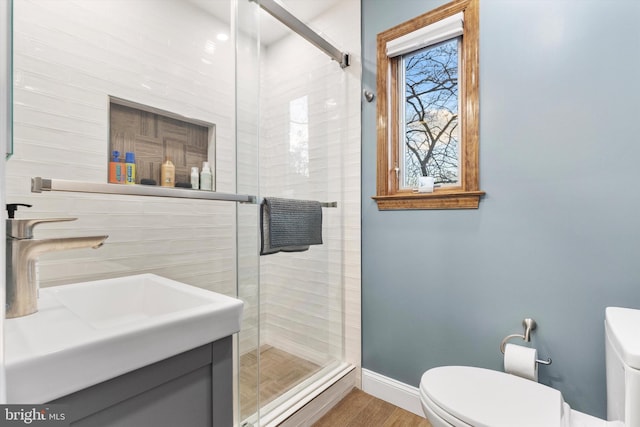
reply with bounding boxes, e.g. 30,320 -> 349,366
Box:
402,37 -> 460,188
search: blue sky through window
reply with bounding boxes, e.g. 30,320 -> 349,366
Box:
401,37 -> 460,188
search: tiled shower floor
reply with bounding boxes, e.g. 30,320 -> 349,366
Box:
239,346 -> 321,419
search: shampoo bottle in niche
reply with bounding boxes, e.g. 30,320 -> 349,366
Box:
161,157 -> 175,187
191,166 -> 199,189
125,152 -> 136,185
200,161 -> 213,191
108,151 -> 125,184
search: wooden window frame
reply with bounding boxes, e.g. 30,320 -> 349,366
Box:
373,0 -> 484,210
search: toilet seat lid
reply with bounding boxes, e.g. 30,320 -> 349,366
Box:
421,366 -> 566,427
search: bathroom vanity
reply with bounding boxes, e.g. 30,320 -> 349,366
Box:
50,338 -> 232,427
5,274 -> 244,427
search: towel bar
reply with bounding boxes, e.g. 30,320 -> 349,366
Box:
31,177 -> 255,203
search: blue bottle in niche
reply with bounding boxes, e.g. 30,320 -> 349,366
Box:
125,152 -> 136,185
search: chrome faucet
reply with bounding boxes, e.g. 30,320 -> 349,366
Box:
5,204 -> 108,319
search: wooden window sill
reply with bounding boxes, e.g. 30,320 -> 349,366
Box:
372,190 -> 485,210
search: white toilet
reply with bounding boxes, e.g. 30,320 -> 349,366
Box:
419,307 -> 640,427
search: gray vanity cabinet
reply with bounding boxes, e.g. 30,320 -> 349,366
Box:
50,336 -> 233,427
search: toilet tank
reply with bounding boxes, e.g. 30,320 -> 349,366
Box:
605,307 -> 640,427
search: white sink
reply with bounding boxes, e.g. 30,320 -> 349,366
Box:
5,274 -> 244,403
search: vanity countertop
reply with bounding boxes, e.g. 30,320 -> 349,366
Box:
5,274 -> 244,403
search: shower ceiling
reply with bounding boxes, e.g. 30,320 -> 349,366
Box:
188,0 -> 342,46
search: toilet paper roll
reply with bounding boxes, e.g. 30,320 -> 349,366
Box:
503,343 -> 538,382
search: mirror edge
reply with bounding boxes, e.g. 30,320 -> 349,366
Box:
1,0 -> 12,159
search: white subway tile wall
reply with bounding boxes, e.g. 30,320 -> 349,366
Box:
258,0 -> 361,370
9,0 -> 236,293
8,0 -> 360,376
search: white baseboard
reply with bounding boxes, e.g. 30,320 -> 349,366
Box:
361,369 -> 424,417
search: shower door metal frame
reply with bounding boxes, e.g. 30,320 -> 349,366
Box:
253,0 -> 350,68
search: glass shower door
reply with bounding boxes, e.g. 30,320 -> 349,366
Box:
235,0 -> 261,424
255,0 -> 349,423
236,0 -> 357,424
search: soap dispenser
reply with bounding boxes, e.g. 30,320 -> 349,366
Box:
6,203 -> 32,220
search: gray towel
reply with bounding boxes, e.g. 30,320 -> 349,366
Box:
260,197 -> 323,255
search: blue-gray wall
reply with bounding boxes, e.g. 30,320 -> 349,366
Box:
362,0 -> 640,418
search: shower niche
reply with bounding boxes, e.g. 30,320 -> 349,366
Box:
109,98 -> 215,188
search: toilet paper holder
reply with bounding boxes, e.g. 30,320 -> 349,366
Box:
500,318 -> 552,366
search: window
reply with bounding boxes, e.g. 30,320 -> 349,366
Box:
401,37 -> 460,189
373,0 -> 484,210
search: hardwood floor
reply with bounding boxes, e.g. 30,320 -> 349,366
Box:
239,348 -> 430,426
312,388 -> 432,427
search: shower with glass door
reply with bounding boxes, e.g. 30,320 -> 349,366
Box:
236,0 -> 360,425
7,0 -> 359,424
